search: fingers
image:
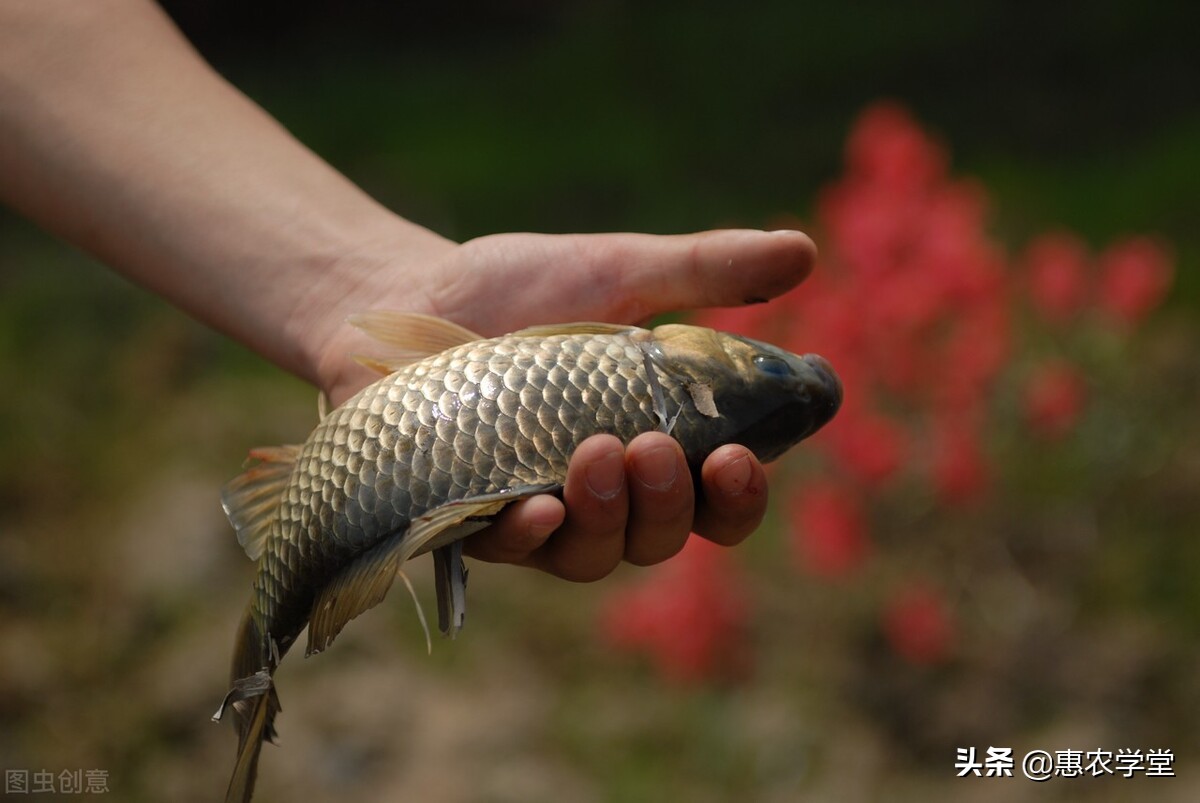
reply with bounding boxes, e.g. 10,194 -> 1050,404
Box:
527,435 -> 629,582
460,440 -> 768,574
621,433 -> 693,566
463,433 -> 697,581
533,433 -> 694,580
692,444 -> 769,546
595,228 -> 817,320
461,493 -> 563,565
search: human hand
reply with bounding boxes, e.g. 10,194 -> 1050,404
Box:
0,2 -> 813,579
312,228 -> 816,579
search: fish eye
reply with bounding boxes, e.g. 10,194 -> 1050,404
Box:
753,355 -> 793,377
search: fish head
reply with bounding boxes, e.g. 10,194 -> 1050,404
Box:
641,324 -> 843,464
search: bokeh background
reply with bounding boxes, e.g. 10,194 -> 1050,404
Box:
2,2 -> 1197,801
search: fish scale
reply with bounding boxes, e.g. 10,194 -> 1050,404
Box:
216,314 -> 842,803
256,332 -> 668,653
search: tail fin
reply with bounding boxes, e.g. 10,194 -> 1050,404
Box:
213,609 -> 281,803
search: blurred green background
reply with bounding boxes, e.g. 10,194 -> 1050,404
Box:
1,2 -> 1197,801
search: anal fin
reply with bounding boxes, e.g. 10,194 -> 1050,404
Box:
433,541 -> 468,638
305,485 -> 559,655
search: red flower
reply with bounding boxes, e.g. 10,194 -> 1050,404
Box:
789,481 -> 871,578
930,418 -> 989,505
845,101 -> 947,191
782,276 -> 865,362
1023,232 -> 1091,323
821,408 -> 908,488
881,582 -> 955,665
600,538 -> 751,684
1024,360 -> 1087,439
933,300 -> 1011,415
612,101 -> 1184,686
1096,237 -> 1174,326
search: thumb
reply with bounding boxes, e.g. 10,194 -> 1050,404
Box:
570,228 -> 817,321
441,228 -> 817,335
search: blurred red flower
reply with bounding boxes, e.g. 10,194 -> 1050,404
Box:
821,409 -> 908,488
882,582 -> 955,665
600,537 -> 751,684
844,100 -> 946,191
796,104 -> 1010,465
933,300 -> 1012,414
1023,232 -> 1091,323
789,480 -> 871,578
930,418 -> 989,505
1096,236 -> 1175,326
610,100 -> 1177,684
1024,360 -> 1088,439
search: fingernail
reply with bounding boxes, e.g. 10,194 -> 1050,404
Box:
586,450 -> 625,500
632,444 -> 679,491
714,453 -> 752,495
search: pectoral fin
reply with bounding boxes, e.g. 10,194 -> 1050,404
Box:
306,485 -> 559,655
686,382 -> 720,418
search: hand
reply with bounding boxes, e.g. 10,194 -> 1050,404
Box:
0,3 -> 814,579
312,228 -> 816,579
314,229 -> 816,405
468,433 -> 771,581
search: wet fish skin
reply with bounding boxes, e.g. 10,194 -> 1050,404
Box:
216,315 -> 841,802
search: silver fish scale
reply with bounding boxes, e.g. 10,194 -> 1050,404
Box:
252,331 -> 686,641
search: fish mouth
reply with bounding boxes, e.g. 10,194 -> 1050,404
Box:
729,351 -> 843,464
800,353 -> 843,425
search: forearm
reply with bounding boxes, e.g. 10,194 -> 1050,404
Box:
0,0 -> 452,385
0,1 -> 811,577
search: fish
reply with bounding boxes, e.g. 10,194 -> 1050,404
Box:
213,312 -> 842,802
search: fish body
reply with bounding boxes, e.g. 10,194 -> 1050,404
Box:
216,314 -> 841,801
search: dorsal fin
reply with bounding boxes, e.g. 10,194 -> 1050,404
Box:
509,321 -> 638,338
221,445 -> 302,560
347,311 -> 484,374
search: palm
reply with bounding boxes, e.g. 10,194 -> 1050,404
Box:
314,227 -> 816,581
321,229 -> 814,405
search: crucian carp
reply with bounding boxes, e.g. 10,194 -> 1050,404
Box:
213,312 -> 842,801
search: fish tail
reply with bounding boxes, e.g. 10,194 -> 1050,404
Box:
213,609 -> 281,803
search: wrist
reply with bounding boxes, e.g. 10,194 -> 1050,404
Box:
286,216 -> 458,403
